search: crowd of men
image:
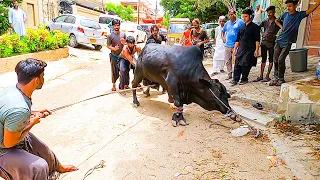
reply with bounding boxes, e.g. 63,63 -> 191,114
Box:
210,0 -> 320,86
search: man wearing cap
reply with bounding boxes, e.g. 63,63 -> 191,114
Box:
253,6 -> 280,82
230,9 -> 260,86
119,36 -> 142,89
270,0 -> 320,86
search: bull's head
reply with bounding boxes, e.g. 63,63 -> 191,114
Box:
198,78 -> 231,114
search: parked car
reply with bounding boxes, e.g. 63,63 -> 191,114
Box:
140,24 -> 156,37
202,23 -> 219,39
47,14 -> 107,50
159,28 -> 167,38
121,23 -> 147,43
98,14 -> 122,36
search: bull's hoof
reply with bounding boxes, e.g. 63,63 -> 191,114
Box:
133,100 -> 140,107
143,91 -> 150,97
171,120 -> 178,127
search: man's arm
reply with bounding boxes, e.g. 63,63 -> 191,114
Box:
3,109 -> 41,148
136,46 -> 141,56
307,0 -> 320,15
9,9 -> 13,28
275,20 -> 283,30
254,25 -> 261,57
106,36 -> 119,52
121,47 -> 136,66
197,30 -> 209,46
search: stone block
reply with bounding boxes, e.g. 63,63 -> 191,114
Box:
0,47 -> 69,74
278,77 -> 320,124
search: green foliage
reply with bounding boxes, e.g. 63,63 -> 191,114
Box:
0,0 -> 22,36
0,27 -> 69,58
160,0 -> 250,23
271,0 -> 287,17
105,3 -> 135,21
163,12 -> 170,27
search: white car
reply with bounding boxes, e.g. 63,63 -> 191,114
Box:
47,14 -> 107,50
121,23 -> 147,43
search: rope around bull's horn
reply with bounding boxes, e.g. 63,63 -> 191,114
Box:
50,85 -> 156,112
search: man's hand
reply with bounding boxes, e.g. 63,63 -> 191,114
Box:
30,116 -> 41,125
254,50 -> 259,57
232,48 -> 237,56
114,45 -> 120,51
120,38 -> 126,45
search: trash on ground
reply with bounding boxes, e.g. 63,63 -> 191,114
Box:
266,155 -> 278,166
231,125 -> 250,137
174,172 -> 181,177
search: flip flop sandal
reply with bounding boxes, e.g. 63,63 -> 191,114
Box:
252,102 -> 263,110
261,78 -> 271,82
275,80 -> 285,86
253,77 -> 263,82
269,80 -> 278,86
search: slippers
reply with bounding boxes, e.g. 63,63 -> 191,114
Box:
253,102 -> 263,110
261,77 -> 271,82
253,77 -> 263,82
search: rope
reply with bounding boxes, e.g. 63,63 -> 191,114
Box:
82,160 -> 106,180
50,85 -> 155,112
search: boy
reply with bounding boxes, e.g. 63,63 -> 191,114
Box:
230,9 -> 260,85
270,0 -> 320,86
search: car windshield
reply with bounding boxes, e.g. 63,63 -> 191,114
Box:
80,19 -> 101,29
205,24 -> 218,29
121,24 -> 136,30
169,24 -> 187,34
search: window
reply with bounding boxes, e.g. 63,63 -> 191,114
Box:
26,3 -> 36,26
64,16 -> 76,24
99,17 -> 112,24
169,24 -> 187,34
55,15 -> 67,22
80,19 -> 101,29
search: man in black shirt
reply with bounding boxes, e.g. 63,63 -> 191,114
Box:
144,25 -> 167,95
230,9 -> 260,85
191,18 -> 209,54
146,25 -> 167,44
253,6 -> 280,82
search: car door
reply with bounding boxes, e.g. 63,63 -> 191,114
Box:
52,15 -> 67,31
137,25 -> 143,42
62,15 -> 76,33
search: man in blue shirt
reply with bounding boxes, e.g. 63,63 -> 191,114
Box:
222,9 -> 245,80
270,0 -> 320,86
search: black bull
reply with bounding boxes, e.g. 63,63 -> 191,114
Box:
132,44 -> 232,126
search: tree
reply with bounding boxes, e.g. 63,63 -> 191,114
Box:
105,3 -> 134,21
163,12 -> 170,27
0,0 -> 22,36
160,0 -> 249,23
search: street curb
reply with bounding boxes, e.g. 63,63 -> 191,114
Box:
233,95 -> 279,111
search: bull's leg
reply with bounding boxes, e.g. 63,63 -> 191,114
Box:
132,73 -> 144,107
143,87 -> 150,97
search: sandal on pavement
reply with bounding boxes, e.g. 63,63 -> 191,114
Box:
275,80 -> 285,86
239,80 -> 248,85
253,77 -> 263,82
261,77 -> 271,82
269,80 -> 278,86
252,102 -> 263,110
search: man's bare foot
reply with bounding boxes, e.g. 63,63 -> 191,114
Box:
57,165 -> 78,173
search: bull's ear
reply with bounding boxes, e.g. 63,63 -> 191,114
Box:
199,78 -> 211,87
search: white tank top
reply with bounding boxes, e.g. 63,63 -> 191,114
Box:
253,9 -> 262,23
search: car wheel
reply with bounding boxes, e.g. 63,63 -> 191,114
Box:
93,45 -> 102,51
69,34 -> 78,48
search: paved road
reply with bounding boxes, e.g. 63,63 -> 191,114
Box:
0,45 -> 293,180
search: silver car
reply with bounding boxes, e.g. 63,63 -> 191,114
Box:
47,14 -> 107,50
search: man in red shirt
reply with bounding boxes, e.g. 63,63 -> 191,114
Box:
180,23 -> 192,46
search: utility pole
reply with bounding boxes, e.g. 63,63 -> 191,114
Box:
154,0 -> 157,24
137,0 -> 140,24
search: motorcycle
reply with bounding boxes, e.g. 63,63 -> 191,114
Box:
204,40 -> 215,58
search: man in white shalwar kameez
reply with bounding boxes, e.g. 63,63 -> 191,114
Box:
9,0 -> 27,38
211,16 -> 226,77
